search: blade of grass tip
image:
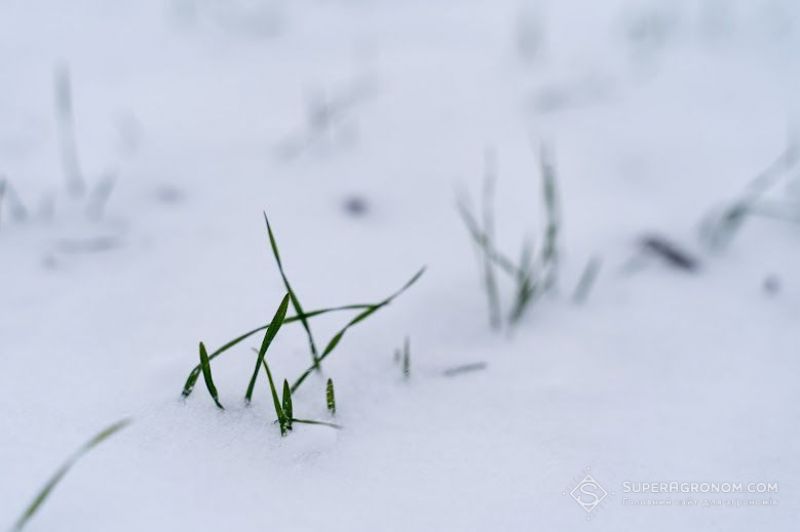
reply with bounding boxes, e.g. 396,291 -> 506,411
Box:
263,212 -> 320,370
261,358 -> 286,435
572,257 -> 601,304
291,418 -> 343,430
402,337 -> 410,379
199,342 -> 224,409
13,418 -> 131,532
181,303 -> 375,398
282,380 -> 293,430
291,267 -> 426,392
326,378 -> 336,415
245,293 -> 290,403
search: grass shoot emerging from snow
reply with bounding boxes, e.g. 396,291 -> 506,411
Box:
244,293 -> 290,404
184,214 -> 423,435
458,145 -> 561,329
199,342 -> 223,409
572,257 -> 601,304
700,141 -> 800,249
326,378 -> 336,415
402,337 -> 410,379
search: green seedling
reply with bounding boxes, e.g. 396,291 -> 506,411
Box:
326,378 -> 336,415
458,144 -> 560,329
260,355 -> 289,436
282,380 -> 293,430
199,342 -> 223,409
181,302 -> 373,398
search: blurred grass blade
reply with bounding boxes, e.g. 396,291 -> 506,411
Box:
282,379 -> 293,430
508,237 -> 540,325
508,274 -> 539,325
573,257 -> 601,304
199,342 -> 224,409
245,293 -> 290,403
442,362 -> 487,377
13,418 -> 131,531
181,303 -> 374,398
481,150 -> 501,329
539,144 -> 560,291
263,212 -> 320,370
326,378 -> 336,415
291,267 -> 426,392
456,196 -> 521,277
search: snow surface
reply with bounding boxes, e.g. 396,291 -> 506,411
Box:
2,0 -> 799,530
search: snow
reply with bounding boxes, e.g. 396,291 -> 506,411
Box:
1,0 -> 798,530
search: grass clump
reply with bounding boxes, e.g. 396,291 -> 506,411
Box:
458,145 -> 561,329
13,418 -> 131,531
184,213 -> 423,436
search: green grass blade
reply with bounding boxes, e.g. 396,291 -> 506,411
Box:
261,359 -> 286,435
282,379 -> 293,430
181,303 -> 375,398
481,151 -> 501,329
326,378 -> 336,415
291,267 -> 425,392
263,212 -> 320,370
508,268 -> 542,325
199,342 -> 224,409
442,362 -> 487,377
572,257 -> 601,304
245,293 -> 290,403
539,144 -> 560,291
456,198 -> 522,278
54,65 -> 85,197
291,418 -> 342,430
13,418 -> 131,531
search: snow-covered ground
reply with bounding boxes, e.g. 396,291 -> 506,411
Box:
2,1 -> 799,530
